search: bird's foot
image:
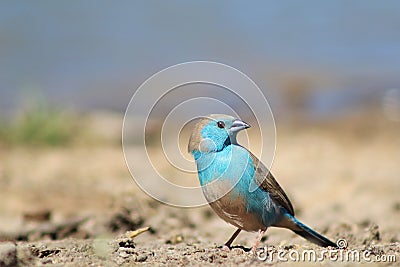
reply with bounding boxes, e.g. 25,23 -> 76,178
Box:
221,228 -> 241,252
221,245 -> 231,252
250,229 -> 266,254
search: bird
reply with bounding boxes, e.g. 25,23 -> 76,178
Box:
188,114 -> 337,253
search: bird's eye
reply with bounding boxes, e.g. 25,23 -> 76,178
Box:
217,121 -> 225,128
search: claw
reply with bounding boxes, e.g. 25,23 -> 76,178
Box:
221,245 -> 231,252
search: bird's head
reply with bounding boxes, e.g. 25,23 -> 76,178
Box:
188,114 -> 250,155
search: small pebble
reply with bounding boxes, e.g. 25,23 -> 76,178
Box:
231,248 -> 244,255
41,258 -> 53,264
166,234 -> 184,244
0,242 -> 17,267
119,251 -> 129,258
117,238 -> 135,248
115,257 -> 125,265
118,247 -> 135,253
136,254 -> 147,262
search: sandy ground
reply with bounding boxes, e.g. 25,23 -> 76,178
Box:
0,113 -> 399,266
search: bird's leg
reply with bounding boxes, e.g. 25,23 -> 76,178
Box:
222,228 -> 241,251
251,229 -> 266,254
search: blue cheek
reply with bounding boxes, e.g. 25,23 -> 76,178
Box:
192,150 -> 202,160
200,124 -> 228,151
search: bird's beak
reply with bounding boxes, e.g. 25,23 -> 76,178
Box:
230,119 -> 250,133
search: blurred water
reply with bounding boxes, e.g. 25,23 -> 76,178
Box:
0,1 -> 399,119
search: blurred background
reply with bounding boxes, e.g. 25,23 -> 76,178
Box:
0,0 -> 399,253
1,1 -> 400,120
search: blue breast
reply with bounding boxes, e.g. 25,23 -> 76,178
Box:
194,144 -> 281,227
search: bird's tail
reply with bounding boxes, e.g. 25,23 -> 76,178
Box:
279,213 -> 338,248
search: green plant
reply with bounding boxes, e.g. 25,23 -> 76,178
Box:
1,105 -> 77,146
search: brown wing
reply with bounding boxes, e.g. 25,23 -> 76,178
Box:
249,152 -> 295,216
